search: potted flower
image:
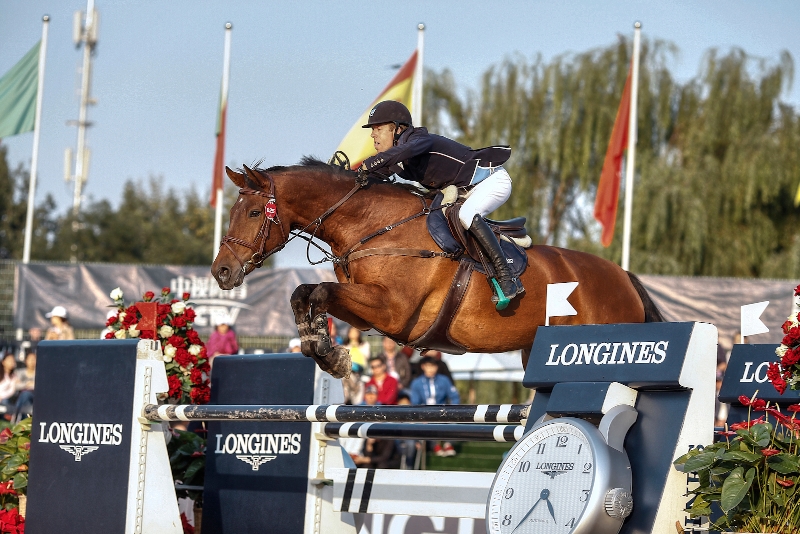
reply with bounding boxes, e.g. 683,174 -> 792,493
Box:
104,287 -> 211,405
771,284 -> 800,394
0,418 -> 32,534
673,394 -> 800,533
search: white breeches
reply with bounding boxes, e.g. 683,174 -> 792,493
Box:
458,168 -> 512,229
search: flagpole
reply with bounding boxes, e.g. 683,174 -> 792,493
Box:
22,15 -> 50,264
620,21 -> 641,272
412,23 -> 425,126
213,22 -> 232,261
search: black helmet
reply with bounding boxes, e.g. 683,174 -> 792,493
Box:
362,100 -> 412,128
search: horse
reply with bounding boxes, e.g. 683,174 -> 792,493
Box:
212,158 -> 662,378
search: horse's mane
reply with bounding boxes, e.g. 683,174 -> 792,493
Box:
242,156 -> 433,197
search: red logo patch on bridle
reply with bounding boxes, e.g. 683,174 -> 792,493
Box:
265,198 -> 277,220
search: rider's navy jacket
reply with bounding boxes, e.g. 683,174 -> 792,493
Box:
361,127 -> 511,189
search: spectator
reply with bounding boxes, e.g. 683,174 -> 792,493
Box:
410,350 -> 454,384
44,306 -> 74,340
345,326 -> 370,371
379,337 -> 411,389
396,391 -> 418,469
0,353 -> 17,413
410,355 -> 460,456
360,385 -> 400,468
328,318 -> 343,346
342,364 -> 365,406
19,327 -> 41,361
287,338 -> 302,353
366,355 -> 399,405
206,313 -> 239,361
14,352 -> 35,420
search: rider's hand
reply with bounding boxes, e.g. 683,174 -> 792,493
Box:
356,166 -> 370,185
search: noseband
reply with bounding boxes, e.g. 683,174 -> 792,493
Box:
220,177 -> 288,274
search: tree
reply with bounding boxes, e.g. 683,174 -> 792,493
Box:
424,40 -> 800,278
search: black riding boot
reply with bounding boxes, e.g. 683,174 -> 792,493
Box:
468,214 -> 524,310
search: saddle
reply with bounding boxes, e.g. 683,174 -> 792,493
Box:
408,188 -> 532,355
426,187 -> 531,279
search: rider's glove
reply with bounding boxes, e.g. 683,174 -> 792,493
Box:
356,166 -> 370,186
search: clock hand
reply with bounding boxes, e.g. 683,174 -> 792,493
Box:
545,496 -> 556,523
510,489 -> 549,534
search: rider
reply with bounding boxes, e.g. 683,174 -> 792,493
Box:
357,100 -> 524,307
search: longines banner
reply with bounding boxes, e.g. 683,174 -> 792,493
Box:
14,262 -> 335,336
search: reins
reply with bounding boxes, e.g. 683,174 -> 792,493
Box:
221,170 -> 454,278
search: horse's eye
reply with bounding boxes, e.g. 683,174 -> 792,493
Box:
249,210 -> 262,218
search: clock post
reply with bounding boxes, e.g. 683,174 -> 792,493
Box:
521,322 -> 717,534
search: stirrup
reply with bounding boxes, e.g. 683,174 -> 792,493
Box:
490,279 -> 511,310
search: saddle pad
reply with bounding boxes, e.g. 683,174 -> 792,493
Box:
426,193 -> 528,278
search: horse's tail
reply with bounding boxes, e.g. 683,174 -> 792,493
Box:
626,271 -> 664,323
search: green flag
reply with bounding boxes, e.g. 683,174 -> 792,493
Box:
0,41 -> 41,138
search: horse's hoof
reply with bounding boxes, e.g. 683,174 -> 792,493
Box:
319,346 -> 351,379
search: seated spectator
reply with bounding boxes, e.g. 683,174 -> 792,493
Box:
0,353 -> 17,413
360,384 -> 400,468
410,356 -> 460,456
379,337 -> 411,389
395,391 -> 419,469
14,352 -> 36,420
345,326 -> 370,371
287,338 -> 302,353
45,306 -> 74,340
366,355 -> 399,405
206,313 -> 239,362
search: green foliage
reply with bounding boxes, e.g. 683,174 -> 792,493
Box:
673,412 -> 800,533
167,428 -> 206,504
424,39 -> 800,277
0,418 -> 31,511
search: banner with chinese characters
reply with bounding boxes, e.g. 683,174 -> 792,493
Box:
14,262 -> 336,336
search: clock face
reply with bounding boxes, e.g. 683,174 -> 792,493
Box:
487,421 -> 595,534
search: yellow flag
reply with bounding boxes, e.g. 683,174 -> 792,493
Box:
336,50 -> 417,169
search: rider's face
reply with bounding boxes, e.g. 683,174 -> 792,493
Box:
370,123 -> 395,153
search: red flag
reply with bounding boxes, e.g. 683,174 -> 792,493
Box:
594,65 -> 632,247
210,89 -> 227,207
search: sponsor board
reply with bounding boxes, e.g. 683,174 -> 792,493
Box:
37,421 -> 123,461
214,432 -> 302,471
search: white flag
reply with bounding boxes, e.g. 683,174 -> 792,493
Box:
740,301 -> 769,339
546,282 -> 579,326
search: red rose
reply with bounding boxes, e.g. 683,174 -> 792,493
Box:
190,386 -> 211,405
783,320 -> 794,335
175,348 -> 196,368
105,315 -> 118,327
171,315 -> 187,328
190,368 -> 204,384
196,360 -> 211,373
761,448 -> 781,456
162,287 -> 170,295
795,284 -> 800,297
168,335 -> 185,348
185,309 -> 196,322
143,291 -> 155,302
167,375 -> 182,398
182,292 -> 190,300
187,329 -> 201,344
105,331 -> 115,339
783,347 -> 800,367
140,330 -> 155,340
158,304 -> 171,315
170,299 -> 179,304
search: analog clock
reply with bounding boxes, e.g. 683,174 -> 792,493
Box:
486,417 -> 633,534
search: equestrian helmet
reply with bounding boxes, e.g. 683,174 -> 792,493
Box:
362,100 -> 412,128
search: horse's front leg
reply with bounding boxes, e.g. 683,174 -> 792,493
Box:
304,282 -> 397,379
290,284 -> 318,356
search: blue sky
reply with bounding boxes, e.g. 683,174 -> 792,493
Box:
2,1 -> 800,267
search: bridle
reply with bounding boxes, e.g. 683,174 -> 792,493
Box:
219,167 -> 454,279
219,169 -> 363,276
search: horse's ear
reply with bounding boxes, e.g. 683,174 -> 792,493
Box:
225,166 -> 246,188
242,165 -> 270,190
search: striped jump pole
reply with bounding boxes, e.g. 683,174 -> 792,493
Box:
144,403 -> 529,424
321,422 -> 525,442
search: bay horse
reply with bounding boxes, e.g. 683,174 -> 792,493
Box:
212,158 -> 662,378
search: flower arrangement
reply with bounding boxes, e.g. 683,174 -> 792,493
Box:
673,394 -> 800,533
105,287 -> 210,405
0,418 -> 31,534
773,284 -> 800,394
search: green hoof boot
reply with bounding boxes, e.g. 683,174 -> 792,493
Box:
491,278 -> 511,311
